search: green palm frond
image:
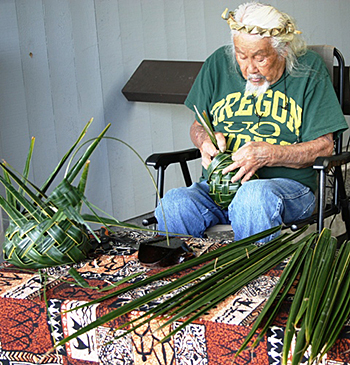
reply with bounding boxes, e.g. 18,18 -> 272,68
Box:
237,228 -> 350,365
40,118 -> 93,194
194,105 -> 219,149
49,226 -> 350,365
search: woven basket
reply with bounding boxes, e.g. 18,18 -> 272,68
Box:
2,179 -> 93,269
3,219 -> 92,269
207,152 -> 258,209
0,120 -> 112,269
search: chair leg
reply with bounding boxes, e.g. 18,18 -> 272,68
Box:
340,196 -> 350,240
317,170 -> 326,234
155,166 -> 165,207
335,166 -> 350,240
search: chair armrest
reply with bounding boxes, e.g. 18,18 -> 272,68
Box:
145,148 -> 201,169
314,152 -> 350,172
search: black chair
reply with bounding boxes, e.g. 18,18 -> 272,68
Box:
143,46 -> 350,241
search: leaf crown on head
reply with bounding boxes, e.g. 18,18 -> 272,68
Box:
222,8 -> 301,38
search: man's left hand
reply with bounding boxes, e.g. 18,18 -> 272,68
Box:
222,141 -> 272,183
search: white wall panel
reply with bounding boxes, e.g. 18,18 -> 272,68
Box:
164,1 -> 187,60
16,0 -> 57,185
68,0 -> 112,214
0,0 -> 30,175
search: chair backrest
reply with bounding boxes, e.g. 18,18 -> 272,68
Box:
306,46 -> 347,233
308,45 -> 345,112
308,45 -> 335,82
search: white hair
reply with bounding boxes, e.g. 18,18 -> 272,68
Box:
231,2 -> 307,74
245,77 -> 270,97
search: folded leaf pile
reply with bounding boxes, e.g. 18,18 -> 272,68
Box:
238,228 -> 350,364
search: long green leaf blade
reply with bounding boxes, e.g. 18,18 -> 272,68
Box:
40,118 -> 94,193
65,123 -> 111,183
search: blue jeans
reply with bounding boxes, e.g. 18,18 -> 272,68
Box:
155,178 -> 316,243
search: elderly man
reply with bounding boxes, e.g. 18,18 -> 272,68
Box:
155,2 -> 348,242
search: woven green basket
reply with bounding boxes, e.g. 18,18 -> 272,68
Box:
2,179 -> 93,269
207,152 -> 240,209
207,152 -> 258,209
3,218 -> 92,269
0,119 -> 110,269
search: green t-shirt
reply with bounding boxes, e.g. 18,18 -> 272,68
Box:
185,46 -> 348,192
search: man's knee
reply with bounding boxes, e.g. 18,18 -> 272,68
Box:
231,180 -> 272,205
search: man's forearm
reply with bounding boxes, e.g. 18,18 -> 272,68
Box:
225,133 -> 335,182
267,133 -> 334,168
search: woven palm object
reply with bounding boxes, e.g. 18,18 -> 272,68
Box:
0,119 -> 111,269
207,152 -> 241,209
207,152 -> 258,209
2,180 -> 93,269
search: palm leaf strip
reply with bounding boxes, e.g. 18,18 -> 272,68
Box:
17,136 -> 36,205
194,105 -> 219,149
282,247 -> 313,364
0,163 -> 54,217
304,230 -> 336,342
64,123 -> 110,184
237,228 -> 350,365
288,232 -> 346,365
120,229 -> 310,340
284,232 -> 338,364
63,226 -> 283,313
40,118 -> 93,193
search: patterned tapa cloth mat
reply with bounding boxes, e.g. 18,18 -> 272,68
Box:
0,229 -> 349,365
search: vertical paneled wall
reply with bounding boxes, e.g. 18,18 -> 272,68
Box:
0,0 -> 349,242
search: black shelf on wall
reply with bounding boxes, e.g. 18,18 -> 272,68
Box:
122,60 -> 203,104
122,60 -> 350,114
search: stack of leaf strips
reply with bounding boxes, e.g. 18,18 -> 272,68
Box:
54,226 -> 310,349
237,228 -> 350,364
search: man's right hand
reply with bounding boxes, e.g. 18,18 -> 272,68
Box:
190,120 -> 226,169
199,132 -> 227,169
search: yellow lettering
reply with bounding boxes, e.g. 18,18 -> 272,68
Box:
271,91 -> 287,123
279,140 -> 292,145
265,137 -> 277,144
223,92 -> 241,118
222,120 -> 255,133
287,97 -> 302,136
235,93 -> 254,116
255,89 -> 273,117
249,121 -> 281,137
211,99 -> 226,126
223,121 -> 244,133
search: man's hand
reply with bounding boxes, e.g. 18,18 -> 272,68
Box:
190,120 -> 226,169
222,133 -> 334,184
199,132 -> 226,168
223,141 -> 272,183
